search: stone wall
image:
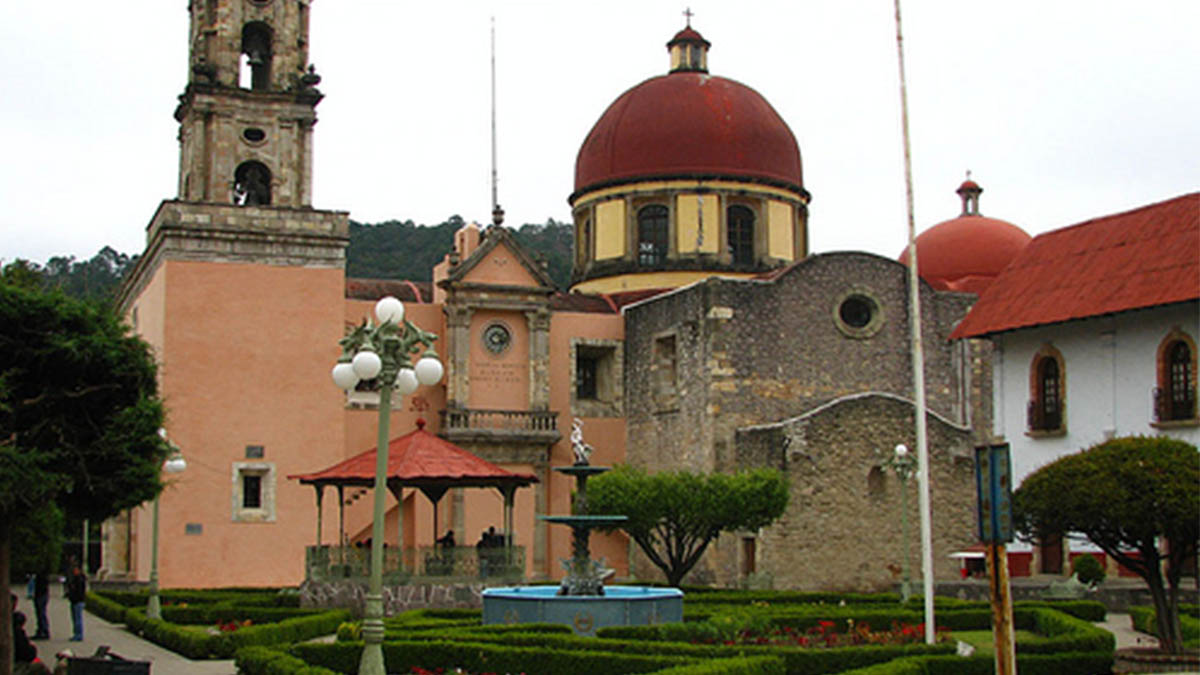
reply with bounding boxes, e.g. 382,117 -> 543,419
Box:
301,580 -> 485,617
622,253 -> 990,590
731,393 -> 978,591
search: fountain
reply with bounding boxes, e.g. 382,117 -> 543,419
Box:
481,421 -> 683,635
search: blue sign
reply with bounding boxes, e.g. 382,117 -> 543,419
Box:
974,444 -> 1014,543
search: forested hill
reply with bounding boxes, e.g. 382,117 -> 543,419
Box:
3,217 -> 575,303
347,216 -> 573,289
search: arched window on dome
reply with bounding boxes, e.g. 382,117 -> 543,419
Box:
1155,331 -> 1197,423
638,205 -> 669,266
727,205 -> 755,266
1027,346 -> 1064,433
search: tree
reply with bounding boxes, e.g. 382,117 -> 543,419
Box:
0,280 -> 168,674
1013,436 -> 1199,654
588,465 -> 789,587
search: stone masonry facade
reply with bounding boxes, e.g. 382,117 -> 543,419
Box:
622,251 -> 989,589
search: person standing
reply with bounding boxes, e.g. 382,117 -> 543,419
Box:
31,571 -> 50,640
65,564 -> 86,641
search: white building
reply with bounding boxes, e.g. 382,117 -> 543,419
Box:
953,192 -> 1199,576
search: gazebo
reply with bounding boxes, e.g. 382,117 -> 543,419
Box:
289,419 -> 538,581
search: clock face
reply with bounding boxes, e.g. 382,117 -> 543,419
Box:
482,322 -> 512,355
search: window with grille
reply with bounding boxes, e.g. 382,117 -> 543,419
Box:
727,205 -> 755,265
1028,353 -> 1064,432
1155,338 -> 1197,422
638,205 -> 669,265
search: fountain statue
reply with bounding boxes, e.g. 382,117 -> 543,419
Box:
481,420 -> 683,634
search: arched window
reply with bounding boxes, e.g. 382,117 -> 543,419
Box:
1156,333 -> 1197,422
727,205 -> 755,265
240,22 -> 273,91
234,161 -> 271,206
1028,347 -> 1064,432
637,205 -> 669,266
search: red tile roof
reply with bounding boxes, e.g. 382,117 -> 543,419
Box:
951,193 -> 1199,339
345,278 -> 433,303
288,420 -> 538,489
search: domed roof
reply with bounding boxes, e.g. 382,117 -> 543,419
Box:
898,180 -> 1031,295
572,28 -> 804,200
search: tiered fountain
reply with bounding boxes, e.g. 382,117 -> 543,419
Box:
481,421 -> 683,635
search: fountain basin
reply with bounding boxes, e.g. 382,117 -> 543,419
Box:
482,585 -> 683,636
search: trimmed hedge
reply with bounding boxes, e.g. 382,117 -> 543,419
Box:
650,655 -> 786,674
123,607 -> 351,658
235,646 -> 340,675
292,640 -> 711,674
838,652 -> 1114,675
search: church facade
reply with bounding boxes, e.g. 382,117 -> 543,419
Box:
105,1 -> 999,594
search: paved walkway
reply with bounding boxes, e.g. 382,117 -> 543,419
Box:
13,584 -> 234,675
1101,613 -> 1160,651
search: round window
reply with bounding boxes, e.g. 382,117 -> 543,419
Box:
482,322 -> 512,355
833,291 -> 884,339
839,296 -> 874,328
242,127 -> 267,144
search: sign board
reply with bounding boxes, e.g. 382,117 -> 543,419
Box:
974,443 -> 1014,543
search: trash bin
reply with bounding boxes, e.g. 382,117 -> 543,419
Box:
66,646 -> 150,675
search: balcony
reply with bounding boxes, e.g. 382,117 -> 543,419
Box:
304,545 -> 526,584
439,407 -> 562,446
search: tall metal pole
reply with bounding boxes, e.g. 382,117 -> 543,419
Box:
359,382 -> 393,675
147,498 -> 162,620
899,472 -> 912,602
892,0 -> 936,642
490,16 -> 499,218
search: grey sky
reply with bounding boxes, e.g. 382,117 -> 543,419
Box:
1,1 -> 1196,267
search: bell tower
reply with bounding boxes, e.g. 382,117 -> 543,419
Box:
109,0 -> 348,589
176,0 -> 323,208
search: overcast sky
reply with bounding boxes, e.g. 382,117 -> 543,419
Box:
2,1 -> 1197,267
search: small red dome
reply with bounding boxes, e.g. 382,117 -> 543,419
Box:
899,215 -> 1031,295
668,26 -> 710,48
573,72 -> 804,198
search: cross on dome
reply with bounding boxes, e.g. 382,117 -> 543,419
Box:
683,7 -> 694,27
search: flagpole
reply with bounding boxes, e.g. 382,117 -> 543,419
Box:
892,0 -> 936,643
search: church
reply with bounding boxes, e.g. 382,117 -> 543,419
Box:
102,1 -> 1023,596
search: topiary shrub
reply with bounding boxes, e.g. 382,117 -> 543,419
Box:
1071,554 -> 1106,586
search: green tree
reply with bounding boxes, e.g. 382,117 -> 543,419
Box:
0,280 -> 168,673
588,465 -> 789,587
9,502 -> 64,579
1013,436 -> 1199,654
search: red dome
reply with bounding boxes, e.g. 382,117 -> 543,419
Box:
899,215 -> 1031,294
573,72 -> 804,198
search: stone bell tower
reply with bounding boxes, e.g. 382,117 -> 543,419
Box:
177,0 -> 323,208
107,1 -> 348,586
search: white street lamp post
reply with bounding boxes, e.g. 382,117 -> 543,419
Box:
884,443 -> 917,603
332,296 -> 442,675
148,430 -> 187,620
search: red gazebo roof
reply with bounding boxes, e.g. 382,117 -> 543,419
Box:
288,420 -> 538,491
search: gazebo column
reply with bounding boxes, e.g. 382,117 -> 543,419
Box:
497,484 -> 517,550
314,485 -> 325,546
337,485 -> 346,565
452,487 -> 465,540
387,484 -> 405,570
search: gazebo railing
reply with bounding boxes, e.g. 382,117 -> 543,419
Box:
305,545 -> 525,583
